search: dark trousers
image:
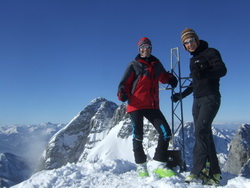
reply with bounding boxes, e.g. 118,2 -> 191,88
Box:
191,94 -> 221,175
129,109 -> 171,164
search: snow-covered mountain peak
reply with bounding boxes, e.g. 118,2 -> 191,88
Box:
38,97 -> 118,171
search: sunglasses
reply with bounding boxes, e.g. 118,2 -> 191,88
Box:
183,38 -> 196,45
139,45 -> 151,49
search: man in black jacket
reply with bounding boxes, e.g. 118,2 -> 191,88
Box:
172,28 -> 227,186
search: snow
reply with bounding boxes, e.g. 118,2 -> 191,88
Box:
86,121 -> 134,163
12,121 -> 250,188
12,159 -> 250,188
63,133 -> 81,148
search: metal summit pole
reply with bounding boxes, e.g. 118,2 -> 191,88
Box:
170,47 -> 190,171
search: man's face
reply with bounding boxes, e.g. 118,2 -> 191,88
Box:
139,44 -> 152,58
183,37 -> 198,52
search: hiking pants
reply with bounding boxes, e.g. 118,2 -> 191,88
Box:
129,109 -> 171,164
191,94 -> 221,175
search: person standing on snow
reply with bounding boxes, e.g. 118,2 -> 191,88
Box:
171,28 -> 227,185
117,37 -> 178,177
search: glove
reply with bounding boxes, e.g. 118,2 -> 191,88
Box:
119,92 -> 128,102
169,76 -> 178,88
171,93 -> 181,103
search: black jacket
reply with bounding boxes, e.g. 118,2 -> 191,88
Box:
183,40 -> 227,98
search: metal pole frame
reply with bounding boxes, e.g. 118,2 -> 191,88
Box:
170,47 -> 191,171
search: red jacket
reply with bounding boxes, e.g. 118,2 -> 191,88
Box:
118,55 -> 175,112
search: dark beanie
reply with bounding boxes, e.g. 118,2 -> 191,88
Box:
181,28 -> 200,46
137,37 -> 152,47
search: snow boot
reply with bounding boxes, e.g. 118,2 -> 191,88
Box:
152,160 -> 176,178
206,174 -> 221,186
201,161 -> 210,176
137,162 -> 149,177
185,174 -> 202,183
199,161 -> 210,184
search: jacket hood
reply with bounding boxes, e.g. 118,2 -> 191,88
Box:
135,54 -> 159,63
191,40 -> 208,56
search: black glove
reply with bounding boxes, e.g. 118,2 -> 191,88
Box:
119,92 -> 128,102
169,76 -> 178,88
171,93 -> 181,102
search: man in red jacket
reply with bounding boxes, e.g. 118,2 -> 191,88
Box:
117,37 -> 178,177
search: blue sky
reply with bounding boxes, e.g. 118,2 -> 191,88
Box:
0,0 -> 249,126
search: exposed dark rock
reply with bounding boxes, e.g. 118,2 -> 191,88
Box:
223,124 -> 250,175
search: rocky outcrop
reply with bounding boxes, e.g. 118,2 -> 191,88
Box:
241,159 -> 250,178
79,99 -> 118,160
109,103 -> 128,128
223,124 -> 250,176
